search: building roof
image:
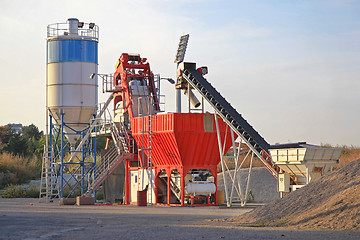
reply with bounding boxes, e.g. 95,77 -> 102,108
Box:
269,142 -> 321,149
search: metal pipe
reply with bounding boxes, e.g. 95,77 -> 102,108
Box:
242,152 -> 254,206
60,114 -> 64,199
68,18 -> 79,35
49,115 -> 53,200
176,89 -> 181,113
237,148 -> 251,200
183,88 -> 200,108
81,131 -> 85,195
229,129 -> 238,206
306,168 -> 310,184
215,113 -> 230,207
201,96 -> 204,113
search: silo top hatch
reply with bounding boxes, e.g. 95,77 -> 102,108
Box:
47,18 -> 99,41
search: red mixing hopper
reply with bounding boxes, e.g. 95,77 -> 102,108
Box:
131,112 -> 233,173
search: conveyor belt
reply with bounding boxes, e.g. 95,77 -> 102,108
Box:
182,68 -> 270,153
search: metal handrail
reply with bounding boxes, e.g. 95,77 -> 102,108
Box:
100,74 -> 116,93
47,22 -> 99,39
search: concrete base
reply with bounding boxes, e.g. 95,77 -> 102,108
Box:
76,196 -> 95,205
59,198 -> 76,205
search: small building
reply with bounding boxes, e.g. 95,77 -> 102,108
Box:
9,123 -> 23,134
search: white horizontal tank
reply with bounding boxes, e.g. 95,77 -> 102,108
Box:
186,182 -> 216,195
46,18 -> 99,145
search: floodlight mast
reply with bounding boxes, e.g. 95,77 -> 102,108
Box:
174,34 -> 189,113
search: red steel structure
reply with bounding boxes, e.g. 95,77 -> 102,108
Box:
111,53 -> 233,206
131,113 -> 232,205
112,53 -> 160,117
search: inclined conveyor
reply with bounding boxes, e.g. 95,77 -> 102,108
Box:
182,67 -> 269,154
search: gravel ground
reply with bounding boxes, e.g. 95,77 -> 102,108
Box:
228,159 -> 360,231
0,198 -> 359,239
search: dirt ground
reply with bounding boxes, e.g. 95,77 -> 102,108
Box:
0,198 -> 359,240
227,159 -> 360,232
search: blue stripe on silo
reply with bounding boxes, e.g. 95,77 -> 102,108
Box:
47,39 -> 98,63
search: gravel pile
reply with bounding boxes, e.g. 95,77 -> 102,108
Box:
228,159 -> 360,231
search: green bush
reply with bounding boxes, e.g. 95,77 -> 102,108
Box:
247,189 -> 255,202
0,153 -> 41,188
1,184 -> 26,198
25,183 -> 40,198
1,183 -> 40,198
96,191 -> 104,200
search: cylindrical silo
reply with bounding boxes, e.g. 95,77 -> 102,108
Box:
46,18 -> 99,146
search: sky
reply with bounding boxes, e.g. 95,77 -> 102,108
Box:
0,0 -> 359,146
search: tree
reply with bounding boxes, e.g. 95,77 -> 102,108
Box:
34,135 -> 46,157
0,125 -> 13,146
0,124 -> 44,157
3,133 -> 28,157
22,124 -> 42,141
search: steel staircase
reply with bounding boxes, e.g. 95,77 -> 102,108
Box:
181,67 -> 279,178
39,145 -> 59,202
86,148 -> 132,196
109,119 -> 130,155
169,178 -> 181,201
85,119 -> 133,196
159,176 -> 181,202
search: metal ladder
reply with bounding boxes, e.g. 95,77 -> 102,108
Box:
135,96 -> 155,203
144,112 -> 154,203
39,145 -> 59,202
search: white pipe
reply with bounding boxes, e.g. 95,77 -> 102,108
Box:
229,129 -> 238,206
215,113 -> 230,207
183,88 -> 200,108
242,152 -> 254,206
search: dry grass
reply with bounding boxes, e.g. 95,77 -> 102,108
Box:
338,146 -> 360,168
0,153 -> 41,188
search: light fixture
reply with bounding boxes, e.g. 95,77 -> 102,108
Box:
197,66 -> 208,75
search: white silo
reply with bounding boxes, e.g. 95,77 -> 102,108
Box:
44,18 -> 99,199
46,18 -> 98,146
